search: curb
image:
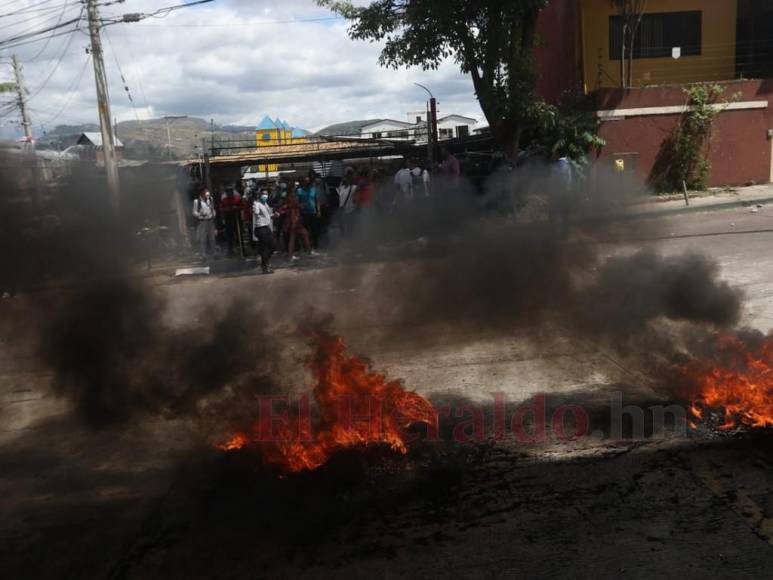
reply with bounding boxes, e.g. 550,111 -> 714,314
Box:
585,195 -> 773,223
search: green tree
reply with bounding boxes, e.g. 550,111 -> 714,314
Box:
535,91 -> 605,169
317,0 -> 549,159
650,84 -> 732,191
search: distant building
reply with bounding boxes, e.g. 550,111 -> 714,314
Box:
75,132 -> 124,165
436,115 -> 477,140
359,119 -> 415,140
255,115 -> 309,147
314,119 -> 382,139
316,113 -> 477,143
254,115 -> 310,174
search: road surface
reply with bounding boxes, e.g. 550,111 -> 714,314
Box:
2,204 -> 773,579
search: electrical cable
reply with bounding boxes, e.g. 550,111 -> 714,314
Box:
27,15 -> 81,101
0,25 -> 82,51
0,3 -> 76,34
0,14 -> 82,47
115,20 -> 148,112
41,52 -> 90,124
131,16 -> 345,28
25,0 -> 76,63
103,26 -> 139,121
0,0 -> 57,19
100,0 -> 216,26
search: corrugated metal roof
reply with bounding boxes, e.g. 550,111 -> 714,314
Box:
186,139 -> 396,167
78,132 -> 124,148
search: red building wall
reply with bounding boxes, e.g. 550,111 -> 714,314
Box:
535,0 -> 582,103
594,80 -> 773,187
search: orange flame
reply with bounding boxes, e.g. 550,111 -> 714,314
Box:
683,335 -> 773,430
217,331 -> 436,472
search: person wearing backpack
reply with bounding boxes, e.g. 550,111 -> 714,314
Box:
192,186 -> 217,258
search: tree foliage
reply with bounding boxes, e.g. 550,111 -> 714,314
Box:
651,84 -> 734,191
317,0 -> 549,158
533,92 -> 605,170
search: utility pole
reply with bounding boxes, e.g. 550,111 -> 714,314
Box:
415,83 -> 437,169
11,54 -> 40,208
210,118 -> 215,156
429,97 -> 438,164
86,0 -> 121,214
11,56 -> 32,142
164,115 -> 187,160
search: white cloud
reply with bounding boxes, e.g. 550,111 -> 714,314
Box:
0,0 -> 483,136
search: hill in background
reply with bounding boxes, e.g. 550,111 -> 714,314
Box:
38,117 -> 256,160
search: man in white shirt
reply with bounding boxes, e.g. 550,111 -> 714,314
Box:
411,161 -> 431,197
192,187 -> 217,258
394,161 -> 413,204
336,167 -> 358,236
252,190 -> 276,274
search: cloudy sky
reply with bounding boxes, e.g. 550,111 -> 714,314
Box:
0,0 -> 483,137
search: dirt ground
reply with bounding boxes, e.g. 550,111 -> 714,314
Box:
2,206 -> 773,578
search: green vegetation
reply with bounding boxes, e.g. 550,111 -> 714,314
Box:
652,84 -> 736,191
532,91 -> 606,170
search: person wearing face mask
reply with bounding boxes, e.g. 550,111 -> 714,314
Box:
252,190 -> 276,274
193,186 -> 217,258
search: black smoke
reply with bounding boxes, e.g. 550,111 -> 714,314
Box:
0,157 -> 748,432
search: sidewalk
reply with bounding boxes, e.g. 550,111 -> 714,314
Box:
621,183 -> 773,219
165,185 -> 773,279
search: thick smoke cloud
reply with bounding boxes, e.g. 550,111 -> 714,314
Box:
332,172 -> 742,355
0,158 -> 747,432
38,283 -> 281,427
574,250 -> 741,343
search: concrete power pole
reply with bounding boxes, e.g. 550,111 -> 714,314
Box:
86,0 -> 121,214
11,55 -> 40,208
11,56 -> 32,142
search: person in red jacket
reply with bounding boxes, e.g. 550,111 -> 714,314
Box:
354,168 -> 376,212
219,184 -> 243,257
275,186 -> 311,261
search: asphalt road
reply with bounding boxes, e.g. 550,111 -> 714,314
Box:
2,205 -> 773,579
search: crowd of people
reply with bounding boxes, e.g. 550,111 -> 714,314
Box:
192,148 -> 464,273
191,147 -> 582,271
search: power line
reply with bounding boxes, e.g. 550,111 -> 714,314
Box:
0,3 -> 78,34
101,0 -> 215,26
103,26 -> 139,120
0,0 -> 53,12
27,15 -> 81,100
114,20 -> 148,112
0,0 -> 58,19
25,0 -> 77,63
41,52 -> 90,124
131,16 -> 344,28
0,25 -> 83,51
0,14 -> 83,48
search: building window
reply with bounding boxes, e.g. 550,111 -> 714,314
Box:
609,11 -> 702,59
372,132 -> 382,139
262,133 -> 272,141
439,128 -> 454,139
456,125 -> 469,138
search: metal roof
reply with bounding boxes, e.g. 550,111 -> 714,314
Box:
256,115 -> 278,130
77,132 -> 124,148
